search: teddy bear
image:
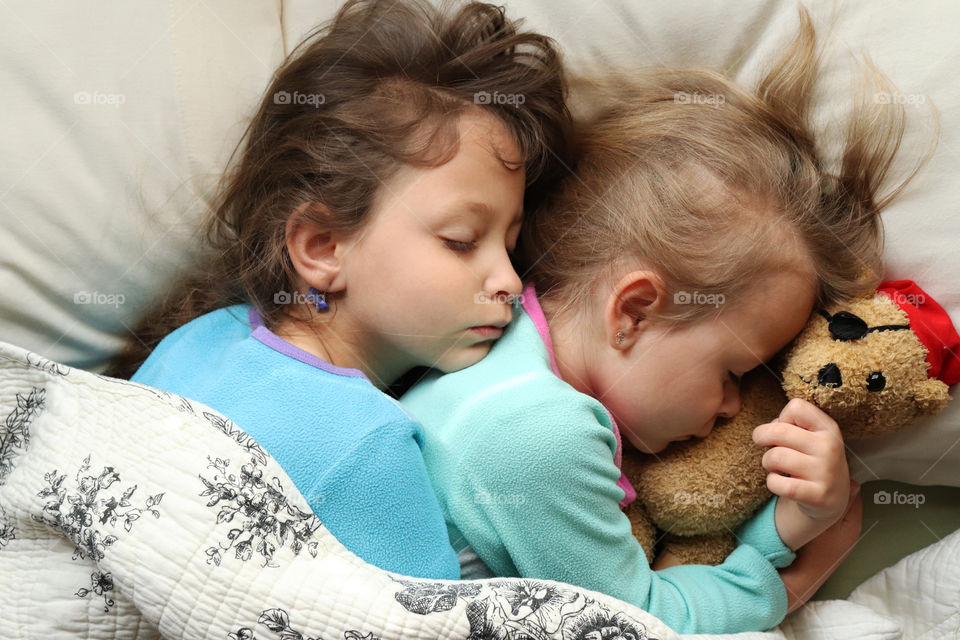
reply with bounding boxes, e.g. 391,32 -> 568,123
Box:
622,279 -> 960,566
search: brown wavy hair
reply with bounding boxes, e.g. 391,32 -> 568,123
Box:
520,9 -> 931,325
107,0 -> 572,379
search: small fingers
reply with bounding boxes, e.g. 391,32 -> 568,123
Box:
754,421 -> 816,454
765,472 -> 801,501
765,473 -> 827,506
754,421 -> 846,462
762,446 -> 815,478
778,398 -> 840,433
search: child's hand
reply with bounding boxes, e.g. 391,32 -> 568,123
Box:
753,398 -> 851,550
780,482 -> 862,614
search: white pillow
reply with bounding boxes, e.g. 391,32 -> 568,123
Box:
0,0 -> 283,368
2,0 -> 957,485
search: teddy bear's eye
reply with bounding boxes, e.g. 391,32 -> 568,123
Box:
866,371 -> 886,392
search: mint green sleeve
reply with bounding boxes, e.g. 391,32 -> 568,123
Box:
736,495 -> 796,569
446,393 -> 792,635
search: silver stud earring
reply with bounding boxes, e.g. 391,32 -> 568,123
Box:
615,330 -> 625,345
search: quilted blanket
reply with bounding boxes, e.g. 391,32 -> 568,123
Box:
0,341 -> 678,639
1,340 -> 958,639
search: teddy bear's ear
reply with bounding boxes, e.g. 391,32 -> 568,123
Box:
911,378 -> 951,416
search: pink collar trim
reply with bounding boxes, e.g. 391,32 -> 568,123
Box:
520,283 -> 562,377
519,283 -> 637,509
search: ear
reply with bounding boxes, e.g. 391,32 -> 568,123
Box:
911,377 -> 951,417
285,202 -> 349,293
603,270 -> 667,350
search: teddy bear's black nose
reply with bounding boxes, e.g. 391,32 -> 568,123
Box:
817,363 -> 843,387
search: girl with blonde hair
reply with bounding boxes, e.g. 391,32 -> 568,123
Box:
403,11 -> 919,632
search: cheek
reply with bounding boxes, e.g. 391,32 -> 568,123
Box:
377,264 -> 471,329
406,262 -> 473,311
698,373 -> 725,403
669,373 -> 723,417
652,358 -> 705,398
606,371 -> 659,426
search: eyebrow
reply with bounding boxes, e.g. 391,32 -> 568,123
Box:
453,201 -> 523,226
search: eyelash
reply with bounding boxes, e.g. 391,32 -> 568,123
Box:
443,239 -> 477,253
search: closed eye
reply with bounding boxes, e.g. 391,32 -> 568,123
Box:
443,238 -> 477,253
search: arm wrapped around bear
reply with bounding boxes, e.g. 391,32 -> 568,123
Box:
623,280 -> 959,566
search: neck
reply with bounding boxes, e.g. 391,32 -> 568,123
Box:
538,296 -> 598,398
273,312 -> 402,391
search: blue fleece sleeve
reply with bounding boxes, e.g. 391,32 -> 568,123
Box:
305,420 -> 460,580
446,395 -> 789,634
736,496 -> 796,569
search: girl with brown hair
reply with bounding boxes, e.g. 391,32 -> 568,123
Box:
111,0 -> 572,580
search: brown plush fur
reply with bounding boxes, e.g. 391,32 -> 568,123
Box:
623,291 -> 952,565
781,295 -> 950,437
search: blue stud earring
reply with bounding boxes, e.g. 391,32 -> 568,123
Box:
306,287 -> 329,313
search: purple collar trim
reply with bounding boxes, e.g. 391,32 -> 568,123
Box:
247,306 -> 368,379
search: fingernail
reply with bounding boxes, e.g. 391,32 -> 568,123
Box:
850,482 -> 861,497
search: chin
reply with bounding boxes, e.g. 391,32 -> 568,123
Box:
630,440 -> 666,455
435,345 -> 491,374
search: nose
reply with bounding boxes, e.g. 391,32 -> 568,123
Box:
817,363 -> 843,388
484,249 -> 523,301
717,378 -> 741,419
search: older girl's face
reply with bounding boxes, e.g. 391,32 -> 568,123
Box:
337,109 -> 525,380
597,270 -> 817,454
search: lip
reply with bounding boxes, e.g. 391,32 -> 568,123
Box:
469,325 -> 504,339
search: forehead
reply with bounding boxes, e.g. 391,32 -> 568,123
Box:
718,269 -> 818,362
455,108 -> 524,168
362,113 -> 526,230
393,109 -> 524,188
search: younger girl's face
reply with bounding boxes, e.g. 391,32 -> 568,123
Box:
339,109 -> 526,378
600,270 -> 816,454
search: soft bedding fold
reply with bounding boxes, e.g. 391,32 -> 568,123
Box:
0,340 -> 678,640
2,339 -> 958,639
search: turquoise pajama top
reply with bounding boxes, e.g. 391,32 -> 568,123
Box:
133,304 -> 459,580
402,284 -> 795,634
